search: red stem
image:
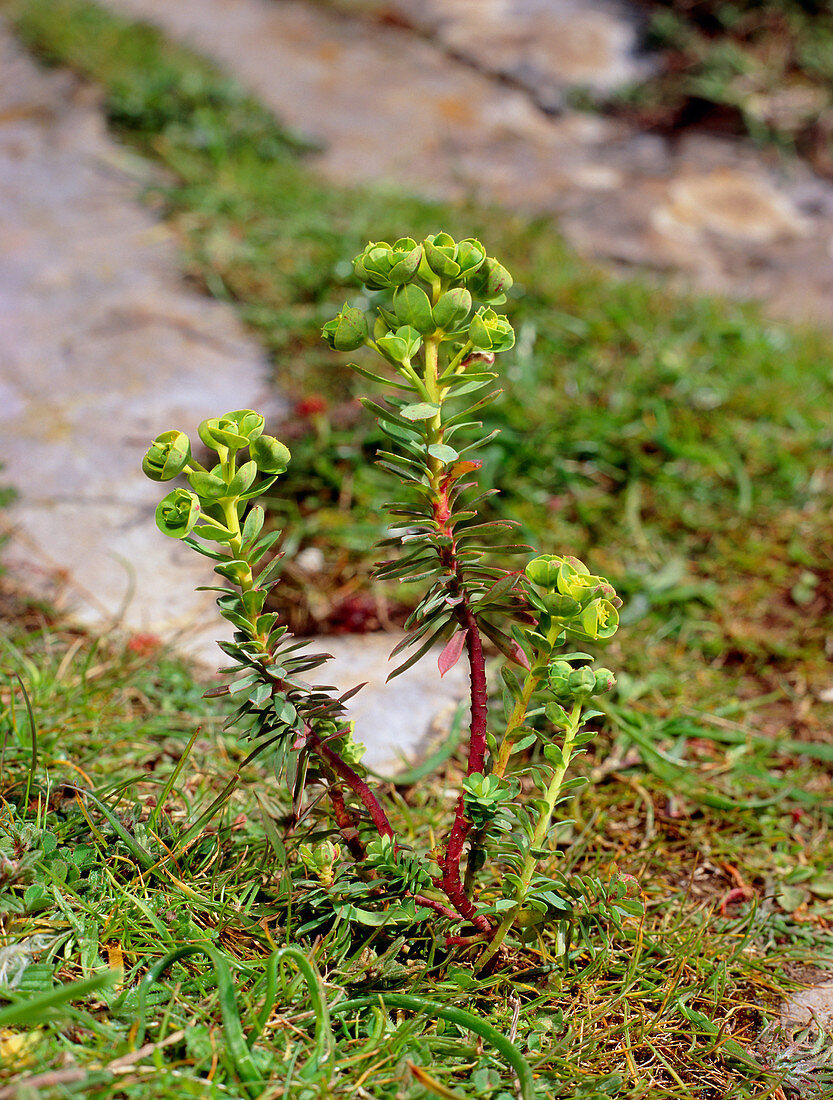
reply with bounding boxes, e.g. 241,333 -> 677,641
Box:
306,727 -> 394,840
435,599 -> 493,934
445,931 -> 490,947
412,893 -> 459,921
429,481 -> 494,933
439,804 -> 491,932
457,602 -> 488,777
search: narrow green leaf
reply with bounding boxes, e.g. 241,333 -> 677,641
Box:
427,443 -> 459,464
401,402 -> 440,421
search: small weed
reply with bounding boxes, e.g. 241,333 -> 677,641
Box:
4,0 -> 833,736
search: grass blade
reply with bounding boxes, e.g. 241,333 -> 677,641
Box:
331,993 -> 535,1100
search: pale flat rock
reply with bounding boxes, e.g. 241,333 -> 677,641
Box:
655,168 -> 810,245
308,632 -> 468,771
104,0 -> 618,201
100,0 -> 833,327
0,26 -> 278,659
780,981 -> 833,1030
387,0 -> 656,108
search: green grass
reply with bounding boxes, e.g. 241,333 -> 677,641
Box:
2,618 -> 833,1097
2,0 -> 833,1094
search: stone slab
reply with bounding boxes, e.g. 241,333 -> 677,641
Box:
379,0 -> 657,109
306,632 -> 468,771
780,980 -> 833,1030
0,27 -> 277,661
102,0 -> 833,327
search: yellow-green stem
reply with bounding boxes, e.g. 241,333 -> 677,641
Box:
423,336 -> 444,489
476,703 -> 582,972
493,671 -> 542,779
493,625 -> 565,778
220,496 -> 267,648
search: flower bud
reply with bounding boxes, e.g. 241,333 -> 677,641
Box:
250,434 -> 291,474
525,555 -> 560,589
593,668 -> 616,695
322,304 -> 368,352
227,409 -> 265,442
376,325 -> 422,364
353,241 -> 394,289
387,237 -> 422,285
423,232 -> 460,278
468,307 -> 515,353
547,659 -> 573,698
142,430 -> 191,482
456,238 -> 486,278
467,257 -> 513,303
433,287 -> 472,331
299,840 -> 340,886
568,666 -> 596,698
155,488 -> 200,539
198,415 -> 251,453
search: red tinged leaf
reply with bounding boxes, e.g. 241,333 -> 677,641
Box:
447,460 -> 482,478
511,641 -> 531,670
438,630 -> 467,677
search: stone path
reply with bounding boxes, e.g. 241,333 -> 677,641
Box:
0,28 -> 272,647
332,0 -> 659,111
103,0 -> 833,326
0,24 -> 466,769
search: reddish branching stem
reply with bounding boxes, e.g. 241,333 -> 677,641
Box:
306,726 -> 394,840
413,893 -> 459,921
429,483 -> 495,934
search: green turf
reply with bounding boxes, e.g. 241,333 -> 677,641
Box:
2,619 -> 832,1097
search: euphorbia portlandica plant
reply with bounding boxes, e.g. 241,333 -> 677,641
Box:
143,233 -> 640,969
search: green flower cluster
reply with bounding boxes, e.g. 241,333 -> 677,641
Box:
547,660 -> 616,703
322,232 -> 515,367
524,554 -> 621,643
142,409 -> 290,541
